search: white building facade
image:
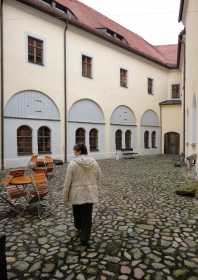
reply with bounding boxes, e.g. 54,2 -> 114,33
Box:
0,0 -> 183,168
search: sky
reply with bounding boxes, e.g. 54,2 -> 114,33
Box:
80,0 -> 184,45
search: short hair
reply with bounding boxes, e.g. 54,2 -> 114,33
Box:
73,143 -> 88,155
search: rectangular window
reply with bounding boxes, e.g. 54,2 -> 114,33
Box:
82,55 -> 92,78
28,36 -> 44,65
120,68 -> 128,88
148,78 -> 153,95
172,84 -> 180,99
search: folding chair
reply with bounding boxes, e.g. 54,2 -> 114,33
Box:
30,174 -> 53,218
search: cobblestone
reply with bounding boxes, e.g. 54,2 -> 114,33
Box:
1,156 -> 198,279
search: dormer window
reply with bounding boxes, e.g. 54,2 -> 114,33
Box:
41,0 -> 53,5
55,2 -> 77,19
96,28 -> 128,44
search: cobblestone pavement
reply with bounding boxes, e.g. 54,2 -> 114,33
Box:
1,156 -> 198,280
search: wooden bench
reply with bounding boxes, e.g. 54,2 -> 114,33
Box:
121,148 -> 138,159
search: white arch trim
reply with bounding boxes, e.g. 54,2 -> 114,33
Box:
69,99 -> 105,124
111,105 -> 136,126
5,90 -> 60,121
141,110 -> 160,127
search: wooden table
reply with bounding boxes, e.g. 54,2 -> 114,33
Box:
10,176 -> 32,186
37,158 -> 53,166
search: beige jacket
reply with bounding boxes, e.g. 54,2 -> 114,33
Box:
63,156 -> 102,205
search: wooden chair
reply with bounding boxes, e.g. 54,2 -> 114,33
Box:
0,175 -> 29,213
44,156 -> 54,177
30,174 -> 52,218
31,154 -> 38,165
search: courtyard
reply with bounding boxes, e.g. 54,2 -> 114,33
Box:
1,156 -> 198,280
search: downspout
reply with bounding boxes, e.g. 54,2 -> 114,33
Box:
183,36 -> 186,157
64,19 -> 68,163
0,0 -> 4,170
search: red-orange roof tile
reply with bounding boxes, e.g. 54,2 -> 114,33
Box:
54,0 -> 178,66
155,44 -> 178,66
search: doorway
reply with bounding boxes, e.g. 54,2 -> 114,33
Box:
164,132 -> 180,155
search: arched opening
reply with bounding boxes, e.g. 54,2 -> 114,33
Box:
89,129 -> 98,152
144,131 -> 149,149
125,130 -> 132,149
151,131 -> 157,148
17,126 -> 32,156
164,132 -> 180,155
115,130 -> 122,151
38,126 -> 51,154
76,128 -> 86,145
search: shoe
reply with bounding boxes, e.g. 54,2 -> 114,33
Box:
81,240 -> 88,246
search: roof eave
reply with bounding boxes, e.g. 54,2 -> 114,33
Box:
178,0 -> 184,22
16,0 -> 177,69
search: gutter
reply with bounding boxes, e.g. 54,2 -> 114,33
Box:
64,19 -> 68,163
16,0 -> 177,70
0,0 -> 4,170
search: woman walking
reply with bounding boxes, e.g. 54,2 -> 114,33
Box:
64,144 -> 101,246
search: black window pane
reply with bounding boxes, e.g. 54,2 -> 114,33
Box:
17,126 -> 32,155
38,127 -> 51,154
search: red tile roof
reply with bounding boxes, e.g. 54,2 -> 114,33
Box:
155,44 -> 178,65
21,0 -> 178,67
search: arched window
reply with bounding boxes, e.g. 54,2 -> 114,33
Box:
144,131 -> 149,149
38,126 -> 51,154
151,131 -> 157,148
89,129 -> 98,152
17,126 -> 32,155
116,130 -> 122,150
125,130 -> 132,149
76,128 -> 85,145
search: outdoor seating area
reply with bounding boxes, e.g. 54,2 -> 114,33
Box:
0,154 -> 55,218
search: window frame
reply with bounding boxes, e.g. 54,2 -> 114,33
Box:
26,33 -> 46,66
75,128 -> 86,145
120,68 -> 128,88
171,84 -> 180,99
144,130 -> 150,149
38,126 -> 51,155
151,131 -> 157,149
82,55 -> 93,79
147,78 -> 154,95
115,129 -> 122,151
125,130 -> 132,150
17,125 -> 33,156
89,128 -> 99,152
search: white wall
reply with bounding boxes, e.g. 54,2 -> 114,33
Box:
2,0 -> 183,167
68,123 -> 105,160
5,118 -> 61,167
3,0 -> 65,166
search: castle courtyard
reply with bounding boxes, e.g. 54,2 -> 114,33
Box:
1,156 -> 198,280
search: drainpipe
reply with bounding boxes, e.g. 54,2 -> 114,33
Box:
64,19 -> 68,163
183,35 -> 186,157
0,0 -> 4,170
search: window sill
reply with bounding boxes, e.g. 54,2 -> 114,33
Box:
38,152 -> 52,155
82,75 -> 93,79
28,61 -> 45,67
18,153 -> 32,157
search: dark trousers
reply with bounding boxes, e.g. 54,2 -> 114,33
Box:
72,203 -> 93,243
